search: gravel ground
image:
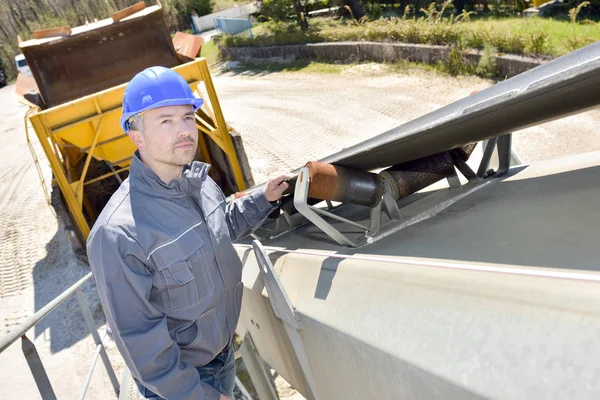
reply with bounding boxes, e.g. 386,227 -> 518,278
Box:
0,64 -> 598,399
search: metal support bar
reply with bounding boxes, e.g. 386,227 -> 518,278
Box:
369,200 -> 383,234
311,207 -> 369,231
83,167 -> 129,187
0,273 -> 93,352
76,118 -> 104,206
81,134 -> 127,153
381,181 -> 401,220
75,290 -> 120,396
24,109 -> 52,208
110,156 -> 133,167
107,163 -> 124,184
239,333 -> 278,400
477,137 -> 498,178
22,335 -> 57,400
252,240 -> 321,400
196,129 -> 213,166
78,344 -> 102,400
496,134 -> 512,177
446,168 -> 462,190
451,152 -> 479,182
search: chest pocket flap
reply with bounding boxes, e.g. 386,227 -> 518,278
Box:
150,224 -> 212,312
161,260 -> 200,311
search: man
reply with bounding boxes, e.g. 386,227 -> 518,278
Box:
86,66 -> 291,399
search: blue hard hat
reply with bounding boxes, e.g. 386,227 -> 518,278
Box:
120,66 -> 204,133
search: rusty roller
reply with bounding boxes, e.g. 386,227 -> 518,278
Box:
304,161 -> 384,208
379,143 -> 477,201
379,152 -> 450,201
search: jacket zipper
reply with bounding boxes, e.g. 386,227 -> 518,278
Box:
183,179 -> 233,346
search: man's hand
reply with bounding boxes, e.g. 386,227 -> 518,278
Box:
264,173 -> 295,202
219,395 -> 232,400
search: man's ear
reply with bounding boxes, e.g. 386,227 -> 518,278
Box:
129,130 -> 145,150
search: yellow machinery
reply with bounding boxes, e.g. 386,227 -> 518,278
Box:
20,3 -> 253,243
27,59 -> 247,241
532,0 -> 552,7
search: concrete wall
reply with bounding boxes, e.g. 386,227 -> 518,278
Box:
222,41 -> 548,77
192,3 -> 258,33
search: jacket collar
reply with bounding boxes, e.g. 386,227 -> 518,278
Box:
129,151 -> 210,197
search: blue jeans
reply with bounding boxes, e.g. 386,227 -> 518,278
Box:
134,344 -> 236,399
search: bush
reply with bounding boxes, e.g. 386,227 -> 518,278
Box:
223,14 -> 600,58
525,31 -> 548,54
476,45 -> 499,77
442,45 -> 475,75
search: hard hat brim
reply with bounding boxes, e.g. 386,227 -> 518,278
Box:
120,97 -> 204,133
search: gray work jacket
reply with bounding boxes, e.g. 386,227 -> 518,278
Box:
86,153 -> 274,399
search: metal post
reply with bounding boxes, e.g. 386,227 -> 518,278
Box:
477,138 -> 498,178
239,333 -> 278,400
21,335 -> 57,400
75,290 -> 120,396
496,134 -> 512,177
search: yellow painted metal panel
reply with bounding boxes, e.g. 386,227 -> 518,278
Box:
27,57 -> 244,241
532,0 -> 552,7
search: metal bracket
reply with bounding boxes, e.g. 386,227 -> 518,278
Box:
477,134 -> 516,178
477,137 -> 498,178
292,167 -> 404,247
446,168 -> 463,190
496,133 -> 512,176
451,151 -> 479,182
252,240 -> 321,400
293,167 -> 358,247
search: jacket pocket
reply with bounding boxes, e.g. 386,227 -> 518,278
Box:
161,260 -> 203,312
180,308 -> 224,367
181,308 -> 219,350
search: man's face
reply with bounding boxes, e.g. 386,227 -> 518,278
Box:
130,105 -> 198,168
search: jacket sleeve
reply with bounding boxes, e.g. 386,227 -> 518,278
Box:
86,226 -> 221,400
225,189 -> 277,241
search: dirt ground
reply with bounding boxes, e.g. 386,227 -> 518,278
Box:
0,64 -> 598,399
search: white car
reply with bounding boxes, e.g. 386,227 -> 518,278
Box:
15,54 -> 31,76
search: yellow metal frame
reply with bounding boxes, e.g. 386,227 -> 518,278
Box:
28,58 -> 246,241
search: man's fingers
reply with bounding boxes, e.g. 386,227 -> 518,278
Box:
271,173 -> 296,187
271,181 -> 289,197
278,181 -> 290,193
